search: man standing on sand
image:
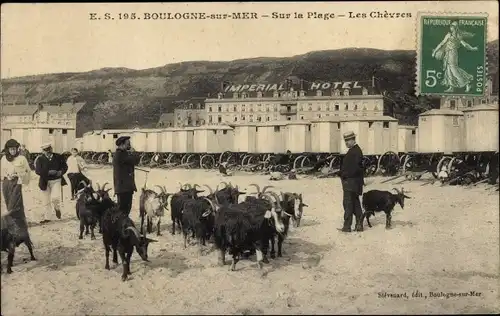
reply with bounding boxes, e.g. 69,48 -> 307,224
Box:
35,143 -> 68,221
113,136 -> 140,216
338,131 -> 365,233
66,148 -> 91,200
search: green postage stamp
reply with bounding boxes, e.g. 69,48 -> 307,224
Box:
416,12 -> 488,96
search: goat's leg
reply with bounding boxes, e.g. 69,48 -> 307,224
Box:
255,246 -> 264,270
24,239 -> 36,261
112,247 -> 118,264
260,239 -> 270,264
140,214 -> 145,235
90,223 -> 96,240
98,218 -> 103,234
6,246 -> 15,274
277,234 -> 284,257
183,229 -> 188,249
270,235 -> 276,259
104,245 -> 111,270
230,248 -> 239,271
125,251 -> 132,275
85,224 -> 90,235
147,217 -> 153,234
171,216 -> 176,235
366,212 -> 373,228
156,218 -> 162,236
79,220 -> 85,239
218,248 -> 226,266
117,245 -> 128,281
385,211 -> 392,229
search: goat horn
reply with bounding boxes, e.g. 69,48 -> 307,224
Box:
248,184 -> 261,194
162,186 -> 168,194
262,185 -> 275,193
185,184 -> 193,189
125,226 -> 141,240
193,184 -> 203,191
202,197 -> 217,213
203,185 -> 214,195
214,190 -> 220,205
96,182 -> 101,191
101,182 -> 110,191
219,181 -> 229,189
265,191 -> 281,205
154,185 -> 165,194
392,188 -> 400,194
78,180 -> 87,188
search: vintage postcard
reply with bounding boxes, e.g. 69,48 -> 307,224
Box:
0,2 -> 498,315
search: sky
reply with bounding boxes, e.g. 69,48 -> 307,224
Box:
1,1 -> 498,78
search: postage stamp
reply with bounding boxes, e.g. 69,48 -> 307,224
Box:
416,12 -> 488,97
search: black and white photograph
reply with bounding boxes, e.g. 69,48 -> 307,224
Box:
1,2 -> 498,314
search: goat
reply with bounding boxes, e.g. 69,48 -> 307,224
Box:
181,196 -> 217,250
1,214 -> 36,274
211,182 -> 245,205
139,185 -> 171,236
101,203 -> 157,281
362,187 -> 411,229
268,192 -> 308,258
213,192 -> 285,270
75,182 -> 104,240
169,183 -> 204,235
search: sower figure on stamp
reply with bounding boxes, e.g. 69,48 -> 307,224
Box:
0,139 -> 37,271
113,136 -> 140,216
338,131 -> 365,233
35,142 -> 68,221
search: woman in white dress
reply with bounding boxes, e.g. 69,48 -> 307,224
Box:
1,139 -> 36,272
432,21 -> 478,93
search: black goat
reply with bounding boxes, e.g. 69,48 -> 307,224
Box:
268,192 -> 308,258
211,182 -> 245,205
169,183 -> 204,235
75,182 -> 103,240
213,193 -> 285,271
101,203 -> 157,281
362,188 -> 411,229
1,214 -> 36,274
139,185 -> 171,236
181,197 -> 217,250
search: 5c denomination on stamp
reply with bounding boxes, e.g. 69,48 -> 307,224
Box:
416,12 -> 488,97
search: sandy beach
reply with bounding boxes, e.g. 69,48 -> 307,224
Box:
1,166 -> 498,315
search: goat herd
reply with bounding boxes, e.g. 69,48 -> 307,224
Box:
2,180 -> 413,282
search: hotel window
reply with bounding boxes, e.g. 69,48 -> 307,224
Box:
274,126 -> 280,132
258,104 -> 262,111
209,115 -> 213,123
317,114 -> 321,118
234,116 -> 238,122
249,105 -> 254,112
368,122 -> 374,128
62,129 -> 68,135
362,102 -> 367,111
257,116 -> 262,122
481,99 -> 486,104
242,93 -> 247,99
218,106 -> 222,112
274,105 -> 278,112
233,92 -> 239,98
292,91 -> 298,98
344,103 -> 349,111
266,116 -> 270,121
334,89 -> 340,96
362,88 -> 368,95
233,105 -> 237,111
452,116 -> 459,126
334,104 -> 339,111
209,106 -> 212,112
49,128 -> 54,134
316,90 -> 323,96
354,104 -> 358,111
257,91 -> 263,98
449,100 -> 456,110
300,90 -> 305,97
317,104 -> 321,111
249,115 -> 254,122
300,115 -> 304,120
343,89 -> 350,96
374,105 -> 379,111
242,104 -> 246,112
273,91 -> 279,98
242,115 -> 246,121
308,105 -> 312,111
467,100 -> 472,107
383,121 -> 389,128
326,103 -> 330,111
274,114 -> 278,119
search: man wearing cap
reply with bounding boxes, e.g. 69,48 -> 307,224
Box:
35,142 -> 68,220
339,131 -> 365,233
113,136 -> 140,216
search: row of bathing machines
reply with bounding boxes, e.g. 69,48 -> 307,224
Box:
74,105 -> 498,180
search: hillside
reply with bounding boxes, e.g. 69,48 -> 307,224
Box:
2,40 -> 498,136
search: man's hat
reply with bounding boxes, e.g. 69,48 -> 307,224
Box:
115,136 -> 131,146
343,131 -> 356,141
41,142 -> 53,150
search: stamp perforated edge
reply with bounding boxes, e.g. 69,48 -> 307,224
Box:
415,12 -> 489,98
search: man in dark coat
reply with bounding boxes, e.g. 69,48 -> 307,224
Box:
113,136 -> 140,216
34,142 -> 68,220
338,131 -> 365,233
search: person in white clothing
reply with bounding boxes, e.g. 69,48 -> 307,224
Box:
66,148 -> 91,200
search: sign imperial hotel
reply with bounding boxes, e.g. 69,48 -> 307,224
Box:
204,78 -> 384,125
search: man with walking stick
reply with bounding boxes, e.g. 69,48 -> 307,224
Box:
338,131 -> 365,233
113,136 -> 140,216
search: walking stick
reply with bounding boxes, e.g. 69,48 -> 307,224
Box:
136,167 -> 150,189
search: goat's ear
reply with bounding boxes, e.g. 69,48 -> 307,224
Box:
264,210 -> 272,219
146,238 -> 158,243
202,210 -> 211,217
403,195 -> 411,199
301,203 -> 308,207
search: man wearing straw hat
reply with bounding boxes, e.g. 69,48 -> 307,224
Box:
35,142 -> 68,221
113,136 -> 140,216
338,131 -> 365,233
